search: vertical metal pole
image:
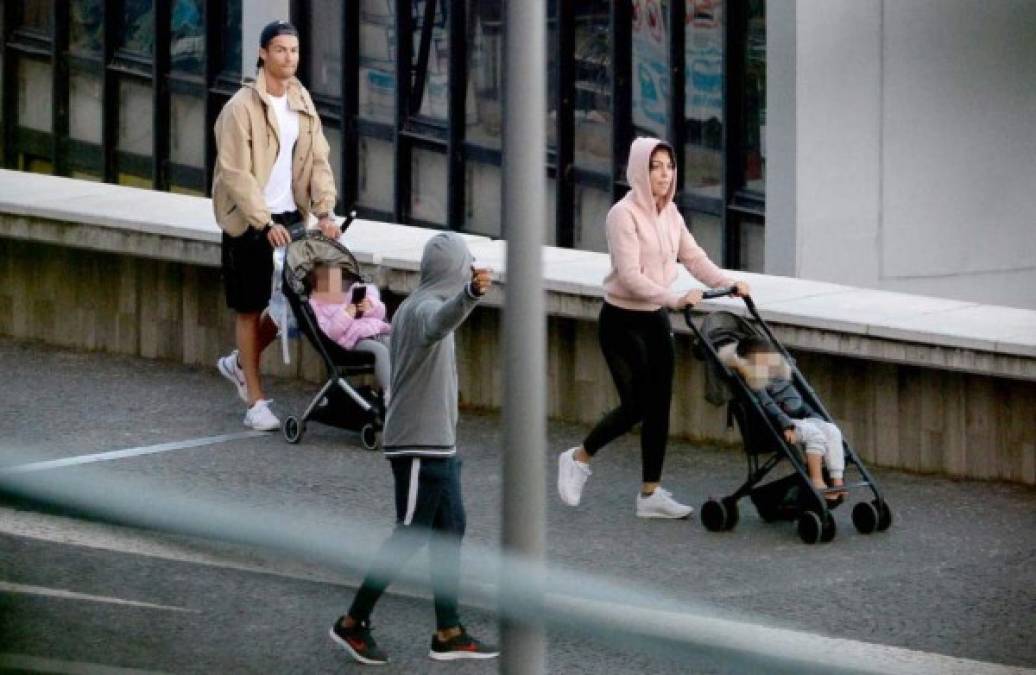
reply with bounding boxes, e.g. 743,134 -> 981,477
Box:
500,0 -> 546,673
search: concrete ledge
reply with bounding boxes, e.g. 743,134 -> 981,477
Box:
3,170 -> 1033,380
2,170 -> 1035,484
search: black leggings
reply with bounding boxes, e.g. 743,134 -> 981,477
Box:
583,302 -> 675,483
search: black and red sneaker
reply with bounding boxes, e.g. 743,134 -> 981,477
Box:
329,617 -> 389,665
428,626 -> 499,661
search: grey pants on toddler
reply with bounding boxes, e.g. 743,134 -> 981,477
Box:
354,334 -> 391,400
792,417 -> 845,479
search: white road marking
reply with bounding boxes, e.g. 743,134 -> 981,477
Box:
0,653 -> 171,674
0,432 -> 267,475
0,581 -> 197,614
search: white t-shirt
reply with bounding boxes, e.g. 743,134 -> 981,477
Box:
263,93 -> 300,214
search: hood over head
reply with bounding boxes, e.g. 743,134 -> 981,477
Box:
417,232 -> 473,299
625,136 -> 677,214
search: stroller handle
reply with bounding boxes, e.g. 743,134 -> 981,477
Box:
683,287 -> 758,324
341,209 -> 358,232
702,285 -> 739,300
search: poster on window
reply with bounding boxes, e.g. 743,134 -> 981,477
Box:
686,0 -> 723,124
632,0 -> 669,138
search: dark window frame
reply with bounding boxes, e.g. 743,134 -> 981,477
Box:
0,0 -> 765,268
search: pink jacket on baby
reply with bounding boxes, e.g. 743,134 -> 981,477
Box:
309,283 -> 391,350
602,137 -> 733,311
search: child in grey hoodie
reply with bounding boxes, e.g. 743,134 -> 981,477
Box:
330,232 -> 498,665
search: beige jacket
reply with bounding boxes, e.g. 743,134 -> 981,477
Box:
211,70 -> 336,236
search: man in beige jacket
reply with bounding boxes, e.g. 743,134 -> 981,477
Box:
213,20 -> 339,431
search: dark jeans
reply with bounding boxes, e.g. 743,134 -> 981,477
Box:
348,456 -> 466,630
583,302 -> 675,483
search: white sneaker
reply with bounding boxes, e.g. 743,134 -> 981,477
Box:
557,447 -> 591,506
636,488 -> 694,519
217,350 -> 248,403
244,399 -> 280,432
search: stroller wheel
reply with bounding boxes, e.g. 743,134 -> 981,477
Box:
852,501 -> 879,534
700,499 -> 728,532
359,423 -> 380,451
875,499 -> 893,532
797,511 -> 823,544
721,497 -> 740,530
820,512 -> 837,543
283,416 -> 303,444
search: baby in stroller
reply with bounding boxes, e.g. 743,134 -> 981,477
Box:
722,335 -> 846,501
308,264 -> 392,403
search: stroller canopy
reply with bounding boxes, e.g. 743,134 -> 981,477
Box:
283,235 -> 364,299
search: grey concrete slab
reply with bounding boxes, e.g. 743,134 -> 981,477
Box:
1,337 -> 1034,671
4,169 -> 1036,367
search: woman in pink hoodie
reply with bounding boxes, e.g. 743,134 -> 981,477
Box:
309,265 -> 393,402
557,137 -> 749,519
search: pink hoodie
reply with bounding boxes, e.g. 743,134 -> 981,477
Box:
309,283 -> 391,350
602,137 -> 733,311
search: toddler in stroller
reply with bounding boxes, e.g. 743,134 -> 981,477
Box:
279,231 -> 386,450
686,289 -> 893,544
722,336 -> 845,501
309,265 -> 392,403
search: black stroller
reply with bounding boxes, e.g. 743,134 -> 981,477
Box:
687,288 -> 893,544
279,222 -> 384,450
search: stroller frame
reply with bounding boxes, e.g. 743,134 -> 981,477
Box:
686,289 -> 893,544
279,226 -> 384,450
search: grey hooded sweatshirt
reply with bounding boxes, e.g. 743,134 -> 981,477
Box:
382,232 -> 482,458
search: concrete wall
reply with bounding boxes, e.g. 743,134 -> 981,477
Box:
2,234 -> 1034,485
767,0 -> 1036,309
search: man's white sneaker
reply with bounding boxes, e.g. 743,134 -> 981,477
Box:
636,488 -> 694,519
217,350 -> 248,403
557,447 -> 591,506
244,399 -> 280,432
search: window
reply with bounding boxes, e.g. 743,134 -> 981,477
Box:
684,0 -> 724,199
359,0 -> 396,123
222,0 -> 242,76
17,59 -> 52,133
122,0 -> 154,55
467,0 -> 501,147
308,0 -> 342,98
20,1 -> 53,33
70,0 -> 104,54
408,0 -> 449,125
742,0 -> 765,193
632,0 -> 669,139
171,0 -> 205,74
573,1 -> 611,173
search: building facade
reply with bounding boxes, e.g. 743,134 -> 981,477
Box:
2,1 -> 1032,308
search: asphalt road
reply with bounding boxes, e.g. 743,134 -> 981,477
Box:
0,338 -> 1033,673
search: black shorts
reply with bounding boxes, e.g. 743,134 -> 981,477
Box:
221,211 -> 302,313
221,227 -> 274,313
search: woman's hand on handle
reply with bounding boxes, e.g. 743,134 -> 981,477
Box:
732,281 -> 751,298
674,289 -> 704,309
